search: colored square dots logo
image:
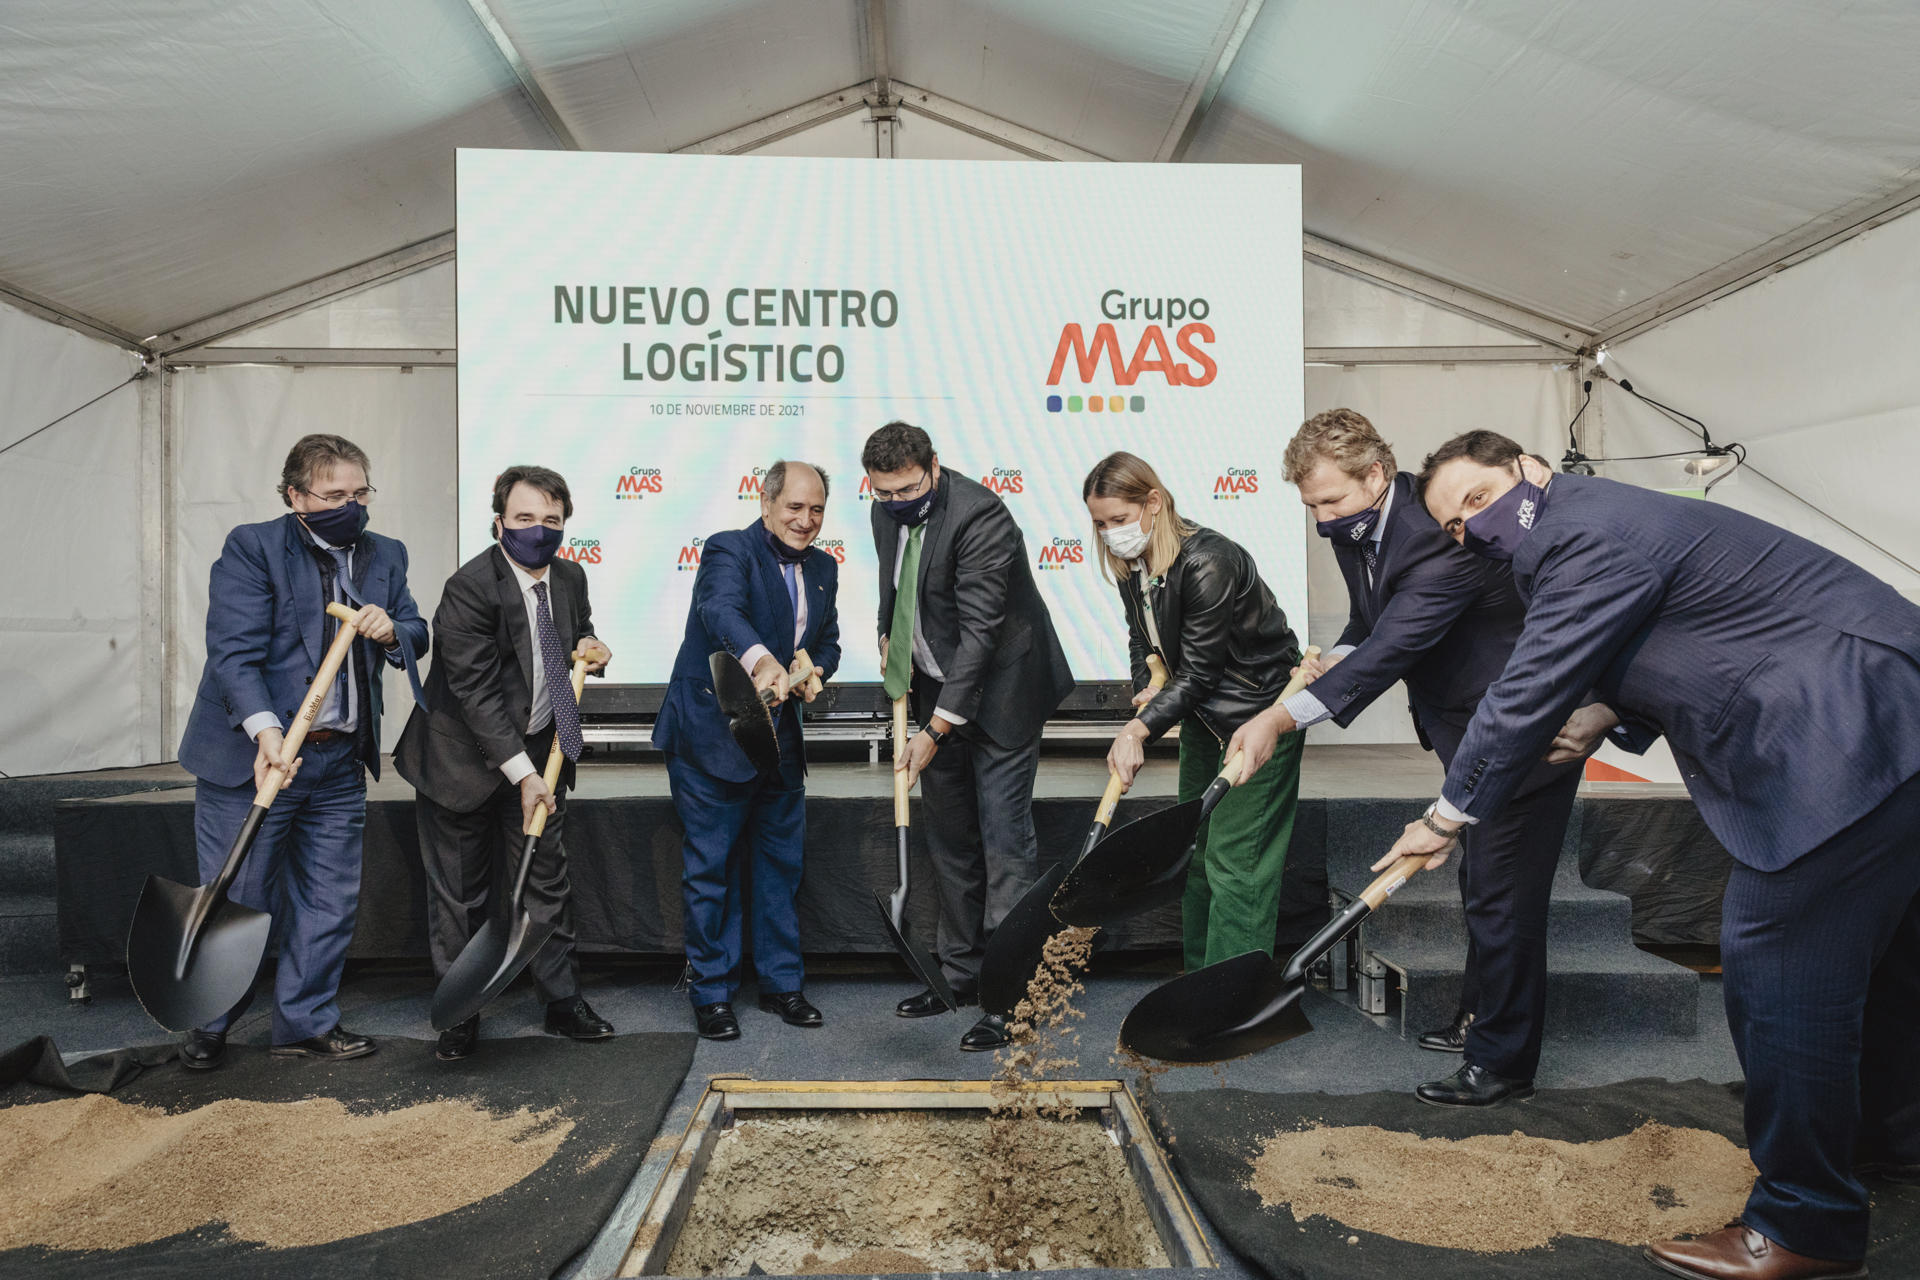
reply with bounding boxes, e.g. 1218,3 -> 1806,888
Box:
1049,395 -> 1145,413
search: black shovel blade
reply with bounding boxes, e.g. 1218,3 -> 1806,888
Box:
979,862 -> 1070,1017
1119,950 -> 1315,1063
126,875 -> 272,1032
431,911 -> 558,1030
1051,798 -> 1204,927
874,890 -> 958,1013
711,651 -> 779,774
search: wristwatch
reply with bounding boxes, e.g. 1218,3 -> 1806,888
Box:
924,725 -> 952,749
1418,802 -> 1462,842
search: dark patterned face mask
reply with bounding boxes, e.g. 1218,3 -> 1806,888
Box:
1461,478 -> 1547,562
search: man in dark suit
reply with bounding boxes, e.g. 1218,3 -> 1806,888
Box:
1245,408 -> 1588,1106
393,465 -> 614,1061
176,434 -> 427,1070
863,421 -> 1076,1052
1357,430 -> 1919,1279
653,460 -> 841,1041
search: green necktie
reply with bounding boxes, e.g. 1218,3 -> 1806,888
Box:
884,525 -> 924,700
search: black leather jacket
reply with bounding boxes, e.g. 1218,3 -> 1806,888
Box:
1120,526 -> 1300,743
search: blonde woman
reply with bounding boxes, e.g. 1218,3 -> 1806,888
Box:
1083,451 -> 1304,972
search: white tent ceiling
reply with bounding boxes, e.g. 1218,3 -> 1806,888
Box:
4,0 -> 1920,348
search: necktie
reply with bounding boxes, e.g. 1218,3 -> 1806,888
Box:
783,561 -> 799,629
532,580 -> 583,761
1361,540 -> 1378,582
883,525 -> 923,700
317,546 -> 354,727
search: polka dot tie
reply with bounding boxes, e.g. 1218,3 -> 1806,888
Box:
532,580 -> 583,762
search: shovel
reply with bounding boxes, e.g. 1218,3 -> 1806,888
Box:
1119,853 -> 1430,1062
978,655 -> 1170,1017
875,694 -> 959,1013
430,654 -> 591,1031
128,601 -> 365,1031
711,649 -> 820,775
1052,646 -> 1320,927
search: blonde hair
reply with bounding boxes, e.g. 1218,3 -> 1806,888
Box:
1082,451 -> 1198,581
1283,408 -> 1397,484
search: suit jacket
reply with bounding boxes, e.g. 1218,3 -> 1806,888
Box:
178,514 -> 426,789
651,524 -> 842,784
393,544 -> 601,814
871,471 -> 1075,748
1443,474 -> 1920,869
1319,471 -> 1528,735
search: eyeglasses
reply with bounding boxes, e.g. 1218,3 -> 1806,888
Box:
301,485 -> 377,504
870,471 -> 930,503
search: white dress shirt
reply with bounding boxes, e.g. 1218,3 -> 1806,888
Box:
243,524 -> 357,742
499,557 -> 560,786
1281,481 -> 1395,732
892,526 -> 967,727
738,554 -> 809,677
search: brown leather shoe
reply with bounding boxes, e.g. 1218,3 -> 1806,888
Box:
1646,1223 -> 1865,1279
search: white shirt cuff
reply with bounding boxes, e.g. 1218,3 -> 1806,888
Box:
738,644 -> 772,676
1282,690 -> 1334,729
1329,644 -> 1358,657
500,751 -> 537,785
932,706 -> 968,727
242,711 -> 283,741
1435,795 -> 1479,825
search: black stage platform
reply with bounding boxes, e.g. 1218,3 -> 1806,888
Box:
50,745 -> 1733,976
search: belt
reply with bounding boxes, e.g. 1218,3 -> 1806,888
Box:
305,729 -> 352,743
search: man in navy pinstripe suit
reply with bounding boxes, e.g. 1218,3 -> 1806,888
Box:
1353,430 -> 1917,1280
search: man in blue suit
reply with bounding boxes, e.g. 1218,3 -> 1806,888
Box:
175,434 -> 427,1070
653,460 -> 840,1040
1345,430 -> 1919,1280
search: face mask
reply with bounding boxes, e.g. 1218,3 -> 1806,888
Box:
1315,484 -> 1386,545
1100,519 -> 1152,562
299,500 -> 368,546
762,522 -> 811,564
1461,477 -> 1547,562
878,474 -> 936,526
499,522 -> 564,570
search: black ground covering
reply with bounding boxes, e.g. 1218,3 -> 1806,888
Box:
0,1031 -> 696,1280
1148,1078 -> 1919,1280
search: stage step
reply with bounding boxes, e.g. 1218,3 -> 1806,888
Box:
0,892 -> 59,976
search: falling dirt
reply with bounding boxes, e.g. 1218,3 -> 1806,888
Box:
0,1093 -> 572,1251
1247,1121 -> 1758,1252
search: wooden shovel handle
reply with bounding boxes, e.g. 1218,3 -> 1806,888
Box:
1215,645 -> 1321,785
1096,655 -> 1175,823
793,648 -> 824,697
892,695 -> 910,825
254,602 -> 364,808
525,656 -> 591,839
1360,854 -> 1429,910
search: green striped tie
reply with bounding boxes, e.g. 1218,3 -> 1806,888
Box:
883,525 -> 924,700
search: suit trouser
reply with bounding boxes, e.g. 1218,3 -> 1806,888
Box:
1723,767 -> 1920,1263
415,729 -> 579,1008
665,749 -> 807,1007
192,734 -> 365,1043
911,671 -> 1042,990
1177,718 -> 1305,972
1425,715 -> 1583,1079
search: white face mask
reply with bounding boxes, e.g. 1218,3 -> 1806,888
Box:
1100,519 -> 1152,561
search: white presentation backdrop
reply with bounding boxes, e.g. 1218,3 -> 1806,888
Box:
457,150 -> 1304,683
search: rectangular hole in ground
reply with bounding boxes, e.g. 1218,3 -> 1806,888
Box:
664,1107 -> 1171,1275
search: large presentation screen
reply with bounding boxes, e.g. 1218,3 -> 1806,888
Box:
456,149 -> 1303,685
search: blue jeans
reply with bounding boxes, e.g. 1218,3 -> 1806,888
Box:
192,734 -> 366,1042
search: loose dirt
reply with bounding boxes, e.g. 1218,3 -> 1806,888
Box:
1247,1121 -> 1758,1252
0,1093 -> 572,1251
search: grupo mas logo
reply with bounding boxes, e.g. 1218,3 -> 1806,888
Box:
1037,537 -> 1085,570
616,467 -> 663,499
815,538 -> 848,564
981,467 -> 1024,495
558,537 -> 603,564
1214,467 -> 1259,500
676,536 -> 705,570
737,468 -> 767,500
857,476 -> 874,501
1043,290 -> 1216,414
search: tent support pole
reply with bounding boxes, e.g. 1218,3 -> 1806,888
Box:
136,359 -> 175,763
1157,0 -> 1269,163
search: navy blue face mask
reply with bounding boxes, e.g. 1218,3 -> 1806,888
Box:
499,522 -> 564,569
1461,477 -> 1548,562
299,500 -> 369,546
878,472 -> 937,526
1315,483 -> 1387,546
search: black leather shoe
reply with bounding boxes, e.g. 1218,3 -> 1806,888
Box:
271,1025 -> 376,1060
1856,1156 -> 1920,1183
436,1016 -> 479,1061
1418,1007 -> 1474,1053
1416,1062 -> 1533,1107
959,1012 -> 1010,1052
693,1001 -> 741,1040
758,991 -> 823,1027
181,1029 -> 226,1071
544,997 -> 616,1040
895,986 -> 976,1018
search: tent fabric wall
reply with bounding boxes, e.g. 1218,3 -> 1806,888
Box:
0,302 -> 144,776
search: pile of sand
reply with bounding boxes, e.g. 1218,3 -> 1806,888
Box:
1247,1121 -> 1758,1252
0,1093 -> 573,1251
